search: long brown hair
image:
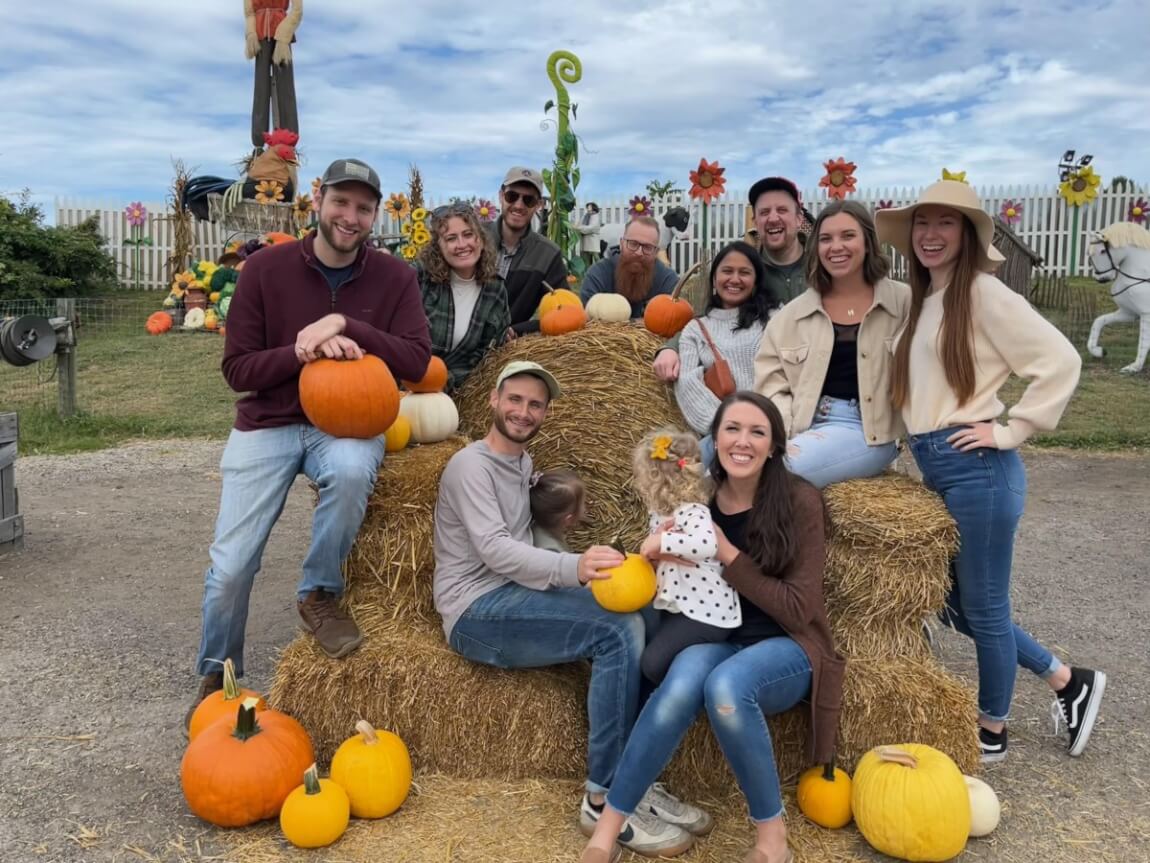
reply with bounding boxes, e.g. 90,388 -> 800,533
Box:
805,199 -> 890,294
891,215 -> 981,409
708,391 -> 814,576
418,205 -> 499,285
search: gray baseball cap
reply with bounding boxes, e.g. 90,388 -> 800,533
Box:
495,361 -> 562,400
321,158 -> 382,199
501,166 -> 546,197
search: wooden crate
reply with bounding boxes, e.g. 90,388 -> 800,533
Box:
0,413 -> 23,552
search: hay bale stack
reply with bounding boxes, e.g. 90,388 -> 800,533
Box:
456,322 -> 683,551
270,616 -> 978,793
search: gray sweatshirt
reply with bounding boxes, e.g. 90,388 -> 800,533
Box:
433,440 -> 582,638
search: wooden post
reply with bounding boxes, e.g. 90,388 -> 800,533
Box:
55,298 -> 77,418
0,412 -> 22,552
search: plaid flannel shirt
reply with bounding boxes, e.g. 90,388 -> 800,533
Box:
418,266 -> 511,391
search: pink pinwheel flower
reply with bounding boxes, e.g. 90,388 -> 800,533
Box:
1129,198 -> 1148,223
124,202 -> 148,227
476,199 -> 499,222
628,195 -> 653,217
1000,200 -> 1023,225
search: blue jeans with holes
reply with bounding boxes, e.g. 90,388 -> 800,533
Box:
786,396 -> 898,488
195,425 -> 385,677
606,637 -> 811,822
449,583 -> 647,795
909,428 -> 1061,722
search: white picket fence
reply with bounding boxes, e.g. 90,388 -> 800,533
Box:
56,185 -> 1147,290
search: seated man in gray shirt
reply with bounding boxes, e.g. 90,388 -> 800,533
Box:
433,360 -> 704,857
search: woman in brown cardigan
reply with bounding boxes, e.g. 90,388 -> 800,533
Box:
580,391 -> 845,863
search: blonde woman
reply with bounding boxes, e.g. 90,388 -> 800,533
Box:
877,180 -> 1105,763
754,199 -> 908,488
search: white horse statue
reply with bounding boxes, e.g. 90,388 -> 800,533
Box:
1086,222 -> 1150,374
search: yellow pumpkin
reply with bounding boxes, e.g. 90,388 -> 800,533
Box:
852,745 -> 970,862
797,758 -> 852,829
384,415 -> 412,452
279,763 -> 349,848
398,392 -> 459,444
204,309 -> 219,331
590,553 -> 657,613
585,293 -> 632,323
537,283 -> 582,317
330,720 -> 413,819
964,775 -> 1000,837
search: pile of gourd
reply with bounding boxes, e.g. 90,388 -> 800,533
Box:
797,744 -> 1000,862
182,659 -> 412,848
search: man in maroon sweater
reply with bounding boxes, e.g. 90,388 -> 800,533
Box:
187,158 -> 431,726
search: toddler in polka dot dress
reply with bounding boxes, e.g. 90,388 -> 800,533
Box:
632,429 -> 741,684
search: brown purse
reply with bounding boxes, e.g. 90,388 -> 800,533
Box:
695,319 -> 737,399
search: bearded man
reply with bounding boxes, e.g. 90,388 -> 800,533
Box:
580,216 -> 679,318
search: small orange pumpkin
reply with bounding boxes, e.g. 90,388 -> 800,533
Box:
537,281 -> 583,317
401,355 -> 449,393
541,303 -> 588,336
181,699 -> 315,828
263,231 -> 297,246
643,262 -> 701,338
145,311 -> 173,335
187,658 -> 267,742
299,355 -> 400,439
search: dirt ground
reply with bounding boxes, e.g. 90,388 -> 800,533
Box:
1,441 -> 1148,863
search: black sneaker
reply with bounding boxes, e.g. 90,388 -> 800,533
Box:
978,726 -> 1008,763
1052,667 -> 1106,757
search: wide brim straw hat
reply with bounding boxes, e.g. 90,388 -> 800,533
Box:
875,180 -> 1005,272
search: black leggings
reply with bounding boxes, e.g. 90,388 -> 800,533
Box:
641,611 -> 734,684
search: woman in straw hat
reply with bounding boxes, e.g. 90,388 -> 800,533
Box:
876,180 -> 1106,763
581,392 -> 842,863
755,199 -> 909,487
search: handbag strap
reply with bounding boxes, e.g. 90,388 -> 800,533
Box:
694,319 -> 726,363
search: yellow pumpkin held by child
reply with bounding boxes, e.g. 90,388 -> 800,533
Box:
590,552 -> 657,613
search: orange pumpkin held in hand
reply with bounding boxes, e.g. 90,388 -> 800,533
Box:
299,355 -> 400,439
187,658 -> 267,742
401,355 -> 449,393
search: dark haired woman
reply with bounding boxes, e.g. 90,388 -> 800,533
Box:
754,199 -> 909,487
877,181 -> 1104,763
580,392 -> 843,863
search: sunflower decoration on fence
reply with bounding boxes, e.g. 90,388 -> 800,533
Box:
688,158 -> 726,262
292,194 -> 314,235
1057,149 -> 1100,274
819,157 -> 857,199
395,205 -> 432,261
254,179 -> 286,205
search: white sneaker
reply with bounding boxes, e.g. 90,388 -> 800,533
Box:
578,794 -> 695,857
640,782 -> 714,836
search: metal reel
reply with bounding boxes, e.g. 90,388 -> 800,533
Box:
0,316 -> 58,366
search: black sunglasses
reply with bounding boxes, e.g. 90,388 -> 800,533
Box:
503,189 -> 539,207
431,202 -> 475,223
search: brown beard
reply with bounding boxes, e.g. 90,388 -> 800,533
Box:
615,257 -> 656,303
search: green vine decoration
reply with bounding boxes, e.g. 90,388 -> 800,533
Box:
541,50 -> 585,277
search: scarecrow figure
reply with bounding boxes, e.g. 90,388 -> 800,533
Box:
245,0 -> 302,148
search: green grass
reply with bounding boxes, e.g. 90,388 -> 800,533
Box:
2,278 -> 1147,454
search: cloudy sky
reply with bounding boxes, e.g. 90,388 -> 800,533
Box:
2,0 -> 1147,213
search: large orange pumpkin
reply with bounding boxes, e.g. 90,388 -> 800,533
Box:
145,311 -> 173,335
181,700 -> 315,828
401,355 -> 449,393
537,281 -> 583,317
187,658 -> 267,742
299,355 -> 400,439
643,262 -> 701,338
541,303 -> 588,336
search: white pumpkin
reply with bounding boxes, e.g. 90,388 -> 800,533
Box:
182,308 -> 206,330
585,293 -> 632,323
964,775 -> 1001,837
398,392 -> 459,443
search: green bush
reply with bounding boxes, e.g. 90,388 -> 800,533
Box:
0,192 -> 118,300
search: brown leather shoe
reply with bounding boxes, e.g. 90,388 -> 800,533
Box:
298,588 -> 363,658
579,845 -> 622,863
183,672 -> 224,737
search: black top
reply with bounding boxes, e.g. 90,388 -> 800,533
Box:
314,259 -> 357,294
710,501 -> 786,644
820,321 -> 860,401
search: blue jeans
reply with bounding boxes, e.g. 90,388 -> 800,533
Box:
196,425 -> 385,677
449,583 -> 647,794
909,428 -> 1060,721
606,638 -> 811,822
786,396 -> 897,488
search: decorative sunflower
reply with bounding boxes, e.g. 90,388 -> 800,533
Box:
255,179 -> 285,205
401,222 -> 413,237
1059,165 -> 1101,207
401,244 -> 418,260
1000,200 -> 1023,225
1128,197 -> 1147,223
941,168 -> 968,183
411,207 -> 429,224
688,158 -> 726,203
293,194 -> 313,224
412,226 -> 432,247
171,270 -> 202,297
385,193 -> 411,221
628,195 -> 653,217
476,199 -> 498,222
819,157 -> 857,199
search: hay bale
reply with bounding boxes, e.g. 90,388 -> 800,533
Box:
455,322 -> 683,552
272,615 -> 977,797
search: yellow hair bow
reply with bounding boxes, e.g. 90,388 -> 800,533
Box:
650,435 -> 672,461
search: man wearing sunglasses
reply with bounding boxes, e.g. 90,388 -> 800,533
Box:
489,167 -> 569,336
580,216 -> 679,319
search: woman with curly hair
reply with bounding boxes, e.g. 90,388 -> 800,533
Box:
416,203 -> 511,391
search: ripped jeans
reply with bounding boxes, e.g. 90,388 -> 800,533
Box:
786,396 -> 897,488
604,637 -> 811,822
